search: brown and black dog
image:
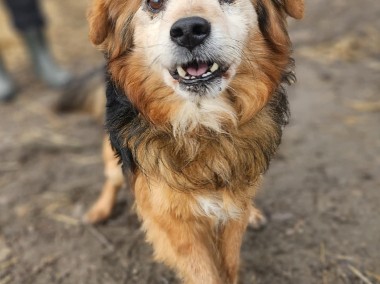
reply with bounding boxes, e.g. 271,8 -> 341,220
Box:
82,0 -> 304,283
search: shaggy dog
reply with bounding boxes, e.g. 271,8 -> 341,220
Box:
85,0 -> 304,283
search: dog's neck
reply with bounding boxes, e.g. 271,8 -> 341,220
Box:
105,77 -> 290,192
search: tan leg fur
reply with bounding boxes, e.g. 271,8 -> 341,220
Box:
133,173 -> 255,284
84,136 -> 124,224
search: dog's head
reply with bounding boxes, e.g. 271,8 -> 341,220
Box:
89,0 -> 303,133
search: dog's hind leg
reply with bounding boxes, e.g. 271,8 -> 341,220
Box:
84,135 -> 124,224
248,204 -> 268,230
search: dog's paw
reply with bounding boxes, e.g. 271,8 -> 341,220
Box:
248,206 -> 268,230
83,205 -> 112,224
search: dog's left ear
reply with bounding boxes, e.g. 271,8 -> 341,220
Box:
282,0 -> 304,19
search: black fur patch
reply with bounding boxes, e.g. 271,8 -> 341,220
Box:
256,1 -> 270,39
268,82 -> 290,133
105,74 -> 138,173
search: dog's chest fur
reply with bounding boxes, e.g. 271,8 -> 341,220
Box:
194,195 -> 243,222
106,80 -> 289,196
136,173 -> 257,223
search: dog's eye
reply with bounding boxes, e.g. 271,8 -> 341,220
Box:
220,0 -> 235,4
147,0 -> 164,12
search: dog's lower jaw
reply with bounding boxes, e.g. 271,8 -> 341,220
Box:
163,62 -> 237,101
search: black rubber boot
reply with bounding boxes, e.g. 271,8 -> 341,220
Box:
21,28 -> 72,88
0,56 -> 17,102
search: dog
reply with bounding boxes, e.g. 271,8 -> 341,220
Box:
84,0 -> 304,283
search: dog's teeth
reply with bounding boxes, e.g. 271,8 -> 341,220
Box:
202,72 -> 211,78
191,76 -> 196,79
210,63 -> 219,73
185,76 -> 190,80
177,66 -> 187,78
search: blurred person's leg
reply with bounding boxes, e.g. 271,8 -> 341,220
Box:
3,0 -> 72,88
0,55 -> 16,102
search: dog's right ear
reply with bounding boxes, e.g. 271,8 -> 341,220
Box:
88,0 -> 110,45
283,0 -> 304,19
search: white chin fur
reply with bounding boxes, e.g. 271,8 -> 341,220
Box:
171,97 -> 237,137
163,63 -> 238,136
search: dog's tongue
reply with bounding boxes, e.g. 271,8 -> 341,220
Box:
186,63 -> 208,77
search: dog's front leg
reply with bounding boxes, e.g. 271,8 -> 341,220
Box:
142,215 -> 224,284
219,209 -> 250,284
134,175 -> 224,284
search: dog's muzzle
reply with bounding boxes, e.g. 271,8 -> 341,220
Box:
168,16 -> 230,94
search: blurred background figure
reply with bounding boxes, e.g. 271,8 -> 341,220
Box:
0,0 -> 72,102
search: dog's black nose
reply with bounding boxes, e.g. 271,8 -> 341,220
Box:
170,17 -> 211,50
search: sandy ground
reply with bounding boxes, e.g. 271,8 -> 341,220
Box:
0,0 -> 379,283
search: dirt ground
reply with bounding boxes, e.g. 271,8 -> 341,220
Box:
0,1 -> 379,283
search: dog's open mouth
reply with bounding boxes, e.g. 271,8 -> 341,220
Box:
169,60 -> 227,85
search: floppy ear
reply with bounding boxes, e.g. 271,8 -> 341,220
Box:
88,0 -> 110,45
283,0 -> 304,19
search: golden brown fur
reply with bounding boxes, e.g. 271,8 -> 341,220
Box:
85,135 -> 124,223
86,0 -> 304,282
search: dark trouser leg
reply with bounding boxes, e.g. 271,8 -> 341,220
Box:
3,0 -> 72,88
0,55 -> 17,102
3,0 -> 45,32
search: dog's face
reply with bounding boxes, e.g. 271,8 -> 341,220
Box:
89,0 -> 303,132
133,0 -> 257,100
